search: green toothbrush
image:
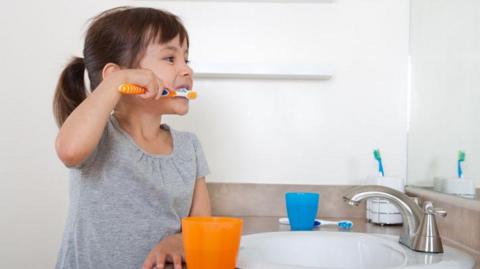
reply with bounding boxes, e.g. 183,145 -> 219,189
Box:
373,149 -> 384,177
458,150 -> 465,178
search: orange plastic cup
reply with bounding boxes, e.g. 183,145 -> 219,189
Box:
182,216 -> 243,269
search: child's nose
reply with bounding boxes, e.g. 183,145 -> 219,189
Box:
178,65 -> 193,77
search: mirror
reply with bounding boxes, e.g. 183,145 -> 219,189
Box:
407,0 -> 480,198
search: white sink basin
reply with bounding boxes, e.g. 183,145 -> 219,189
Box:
237,231 -> 475,269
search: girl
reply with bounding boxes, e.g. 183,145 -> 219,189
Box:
53,7 -> 211,269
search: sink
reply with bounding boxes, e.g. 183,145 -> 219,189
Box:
237,231 -> 475,269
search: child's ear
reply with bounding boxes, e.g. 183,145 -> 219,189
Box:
102,63 -> 121,79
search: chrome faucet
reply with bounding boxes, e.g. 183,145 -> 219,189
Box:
343,185 -> 447,253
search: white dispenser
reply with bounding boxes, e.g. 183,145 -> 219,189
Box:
433,177 -> 476,197
366,176 -> 405,225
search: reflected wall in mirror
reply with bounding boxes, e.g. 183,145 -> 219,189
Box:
408,0 -> 480,197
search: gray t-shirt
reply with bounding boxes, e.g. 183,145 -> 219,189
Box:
55,115 -> 210,269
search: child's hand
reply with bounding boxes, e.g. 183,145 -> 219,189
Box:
114,69 -> 170,100
142,234 -> 184,269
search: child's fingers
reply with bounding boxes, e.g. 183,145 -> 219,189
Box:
141,252 -> 156,269
155,89 -> 163,100
155,252 -> 167,269
171,254 -> 182,269
137,70 -> 160,99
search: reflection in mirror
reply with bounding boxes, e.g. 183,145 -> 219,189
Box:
407,0 -> 480,199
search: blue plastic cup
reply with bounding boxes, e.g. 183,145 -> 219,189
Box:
285,192 -> 319,231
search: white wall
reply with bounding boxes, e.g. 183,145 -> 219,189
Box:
408,0 -> 480,187
0,0 -> 408,267
164,0 -> 409,184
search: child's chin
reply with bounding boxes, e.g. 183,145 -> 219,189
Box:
172,104 -> 189,115
175,109 -> 189,116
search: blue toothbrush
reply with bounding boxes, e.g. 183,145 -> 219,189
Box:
278,217 -> 353,230
458,150 -> 466,178
374,149 -> 384,177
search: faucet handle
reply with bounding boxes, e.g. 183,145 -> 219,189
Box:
424,201 -> 447,217
412,201 -> 445,253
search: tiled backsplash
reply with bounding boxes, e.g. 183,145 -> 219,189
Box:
206,183 -> 365,217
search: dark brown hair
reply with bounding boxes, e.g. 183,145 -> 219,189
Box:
53,7 -> 189,127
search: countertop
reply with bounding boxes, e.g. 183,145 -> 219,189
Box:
241,216 -> 403,235
165,216 -> 478,269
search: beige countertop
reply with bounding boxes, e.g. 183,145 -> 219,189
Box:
165,216 -> 478,269
241,216 -> 403,235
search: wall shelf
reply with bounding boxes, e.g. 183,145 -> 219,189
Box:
137,0 -> 333,3
191,62 -> 333,80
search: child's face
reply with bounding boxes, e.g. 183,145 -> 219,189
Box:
134,35 -> 193,116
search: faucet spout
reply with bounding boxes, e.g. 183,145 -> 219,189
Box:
343,185 -> 423,249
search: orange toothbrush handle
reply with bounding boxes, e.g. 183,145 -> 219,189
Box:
118,83 -> 146,95
118,83 -> 198,100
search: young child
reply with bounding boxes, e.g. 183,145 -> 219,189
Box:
53,7 -> 211,269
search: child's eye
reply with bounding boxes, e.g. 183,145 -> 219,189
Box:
163,57 -> 190,65
163,56 -> 175,63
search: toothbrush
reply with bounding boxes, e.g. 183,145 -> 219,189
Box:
117,83 -> 197,100
458,150 -> 466,178
373,149 -> 384,177
278,217 -> 353,230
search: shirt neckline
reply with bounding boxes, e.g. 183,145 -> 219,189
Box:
110,114 -> 177,159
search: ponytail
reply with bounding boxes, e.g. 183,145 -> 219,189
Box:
53,57 -> 86,127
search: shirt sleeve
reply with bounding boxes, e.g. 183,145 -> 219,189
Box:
68,122 -> 109,170
191,133 -> 210,178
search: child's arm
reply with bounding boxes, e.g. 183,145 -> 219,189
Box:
142,177 -> 211,269
55,69 -> 164,167
188,177 -> 212,216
